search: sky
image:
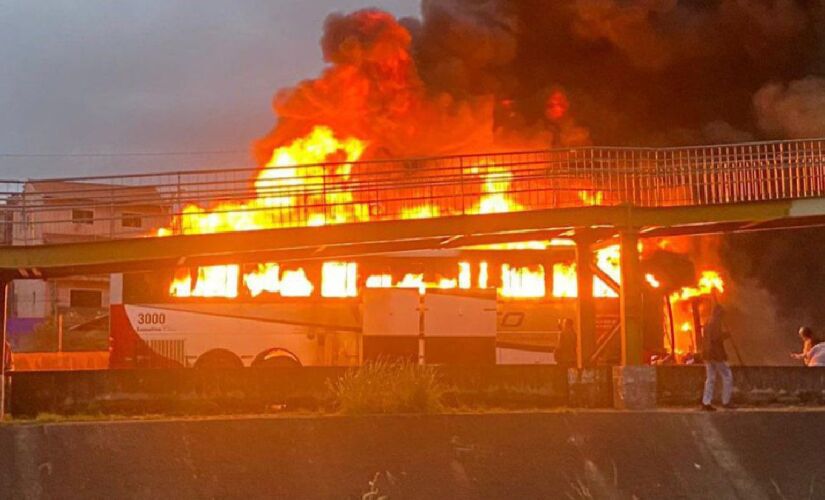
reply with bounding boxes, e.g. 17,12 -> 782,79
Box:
0,1 -> 419,179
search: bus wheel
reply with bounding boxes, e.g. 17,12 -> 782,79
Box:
252,349 -> 301,369
193,349 -> 243,369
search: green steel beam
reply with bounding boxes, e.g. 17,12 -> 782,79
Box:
1,200 -> 819,279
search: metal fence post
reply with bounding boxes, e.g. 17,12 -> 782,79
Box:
459,157 -> 466,215
175,173 -> 182,233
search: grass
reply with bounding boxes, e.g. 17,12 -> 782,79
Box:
329,360 -> 445,415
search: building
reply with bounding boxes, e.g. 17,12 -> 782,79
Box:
3,181 -> 167,348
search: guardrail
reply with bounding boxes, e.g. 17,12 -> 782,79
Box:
1,138 -> 824,245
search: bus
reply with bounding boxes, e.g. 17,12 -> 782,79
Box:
109,250 -> 624,369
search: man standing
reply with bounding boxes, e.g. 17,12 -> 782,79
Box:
701,302 -> 733,411
554,318 -> 577,369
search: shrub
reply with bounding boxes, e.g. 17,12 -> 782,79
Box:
329,360 -> 444,415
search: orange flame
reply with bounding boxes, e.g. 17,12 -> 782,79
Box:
664,270 -> 726,357
593,245 -> 620,298
478,261 -> 489,289
552,263 -> 578,298
158,123 -> 694,305
170,265 -> 239,298
160,123 -> 601,299
280,268 -> 314,297
244,263 -> 281,297
548,245 -> 621,298
366,274 -> 393,288
645,273 -> 661,288
500,264 -> 546,298
398,273 -> 426,294
168,125 -> 367,238
473,164 -> 523,215
458,262 -> 472,289
671,271 -> 724,301
321,262 -> 358,298
401,205 -> 441,220
578,190 -> 604,206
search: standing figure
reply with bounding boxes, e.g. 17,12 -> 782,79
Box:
701,303 -> 733,411
554,318 -> 577,369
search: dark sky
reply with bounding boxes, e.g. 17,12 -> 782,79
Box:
0,1 -> 418,178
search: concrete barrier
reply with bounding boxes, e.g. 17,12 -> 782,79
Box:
11,352 -> 109,372
613,366 -> 657,410
656,366 -> 825,406
9,365 -> 825,417
2,411 -> 825,499
567,367 -> 613,408
9,365 -> 570,417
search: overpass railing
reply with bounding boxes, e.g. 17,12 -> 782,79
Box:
1,138 -> 823,245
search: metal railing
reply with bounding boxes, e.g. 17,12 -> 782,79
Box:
1,138 -> 824,246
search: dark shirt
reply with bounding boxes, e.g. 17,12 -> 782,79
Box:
555,327 -> 577,366
702,308 -> 728,362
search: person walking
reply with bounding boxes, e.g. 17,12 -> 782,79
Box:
701,303 -> 733,411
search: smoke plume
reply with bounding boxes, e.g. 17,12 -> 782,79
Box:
754,77 -> 825,138
255,1 -> 825,329
257,1 -> 823,160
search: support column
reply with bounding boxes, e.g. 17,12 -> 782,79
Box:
0,280 -> 8,420
619,230 -> 644,365
575,233 -> 596,368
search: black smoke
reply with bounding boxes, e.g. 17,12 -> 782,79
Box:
404,0 -> 824,145
257,1 -> 825,324
404,0 -> 825,325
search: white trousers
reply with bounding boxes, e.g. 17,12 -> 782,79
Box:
703,361 -> 733,405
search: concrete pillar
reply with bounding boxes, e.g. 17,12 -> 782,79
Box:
575,233 -> 596,368
619,230 -> 644,365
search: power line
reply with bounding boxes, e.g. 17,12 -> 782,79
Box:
0,149 -> 246,158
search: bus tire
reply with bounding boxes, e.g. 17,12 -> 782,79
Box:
193,349 -> 243,369
252,349 -> 301,369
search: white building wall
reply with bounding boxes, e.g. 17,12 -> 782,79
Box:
54,278 -> 109,309
8,182 -> 168,322
12,280 -> 51,318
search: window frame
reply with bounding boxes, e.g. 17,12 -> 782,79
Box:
121,212 -> 143,228
71,208 -> 95,225
69,289 -> 103,308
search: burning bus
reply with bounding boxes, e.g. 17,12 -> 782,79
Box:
109,239 -> 724,369
108,248 -> 627,369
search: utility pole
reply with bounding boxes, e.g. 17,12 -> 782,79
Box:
57,313 -> 63,353
0,281 -> 9,421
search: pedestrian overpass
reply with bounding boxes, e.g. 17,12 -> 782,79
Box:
2,138 -> 825,366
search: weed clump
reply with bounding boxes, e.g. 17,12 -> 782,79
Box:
329,360 -> 444,415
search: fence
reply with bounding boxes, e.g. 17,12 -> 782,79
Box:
2,138 -> 824,245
